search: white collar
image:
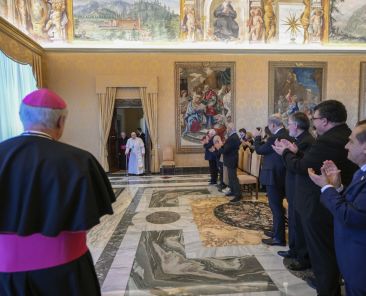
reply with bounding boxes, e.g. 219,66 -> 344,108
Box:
22,130 -> 54,140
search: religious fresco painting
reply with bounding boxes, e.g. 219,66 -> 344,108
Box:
268,61 -> 327,125
1,0 -> 366,47
0,0 -> 73,42
330,0 -> 366,43
175,62 -> 235,153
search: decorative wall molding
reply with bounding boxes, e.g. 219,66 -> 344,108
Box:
96,75 -> 158,94
0,17 -> 44,56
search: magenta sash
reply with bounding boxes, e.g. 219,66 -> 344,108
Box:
0,231 -> 88,272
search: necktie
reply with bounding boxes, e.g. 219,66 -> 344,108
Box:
352,168 -> 364,182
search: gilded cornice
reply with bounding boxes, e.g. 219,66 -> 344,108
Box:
0,17 -> 44,56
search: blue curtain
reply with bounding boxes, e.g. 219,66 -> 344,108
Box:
0,50 -> 37,142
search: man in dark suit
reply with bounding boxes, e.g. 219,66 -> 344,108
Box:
308,122 -> 366,296
215,123 -> 241,202
254,114 -> 290,246
273,100 -> 358,296
202,129 -> 218,185
136,128 -> 145,144
273,112 -> 314,270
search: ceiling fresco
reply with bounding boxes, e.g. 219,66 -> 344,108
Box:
1,0 -> 366,49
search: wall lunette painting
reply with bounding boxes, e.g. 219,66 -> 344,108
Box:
175,61 -> 235,153
268,61 -> 327,125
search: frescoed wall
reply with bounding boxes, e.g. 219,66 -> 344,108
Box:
0,0 -> 73,42
1,0 -> 366,48
330,0 -> 366,43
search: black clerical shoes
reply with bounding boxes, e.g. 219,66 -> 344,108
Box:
288,260 -> 311,271
262,238 -> 286,246
277,250 -> 296,258
263,230 -> 274,238
229,197 -> 241,204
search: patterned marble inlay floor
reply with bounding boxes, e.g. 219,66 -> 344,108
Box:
88,174 -> 316,296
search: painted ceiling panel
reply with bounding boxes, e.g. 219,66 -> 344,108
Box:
1,0 -> 365,50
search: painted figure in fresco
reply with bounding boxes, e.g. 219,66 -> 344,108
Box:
0,0 -> 7,19
310,8 -> 323,40
183,92 -> 205,135
263,0 -> 276,42
224,86 -> 232,119
181,6 -> 196,41
300,0 -> 311,44
248,7 -> 264,41
45,0 -> 67,41
15,0 -> 28,31
213,0 -> 239,40
202,85 -> 220,129
27,0 -> 48,39
277,95 -> 288,114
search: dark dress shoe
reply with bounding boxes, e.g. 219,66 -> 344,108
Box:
263,230 -> 274,238
225,192 -> 234,196
277,250 -> 295,258
288,260 -> 311,271
229,197 -> 241,203
262,238 -> 286,246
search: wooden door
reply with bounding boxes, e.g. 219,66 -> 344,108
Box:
107,109 -> 119,172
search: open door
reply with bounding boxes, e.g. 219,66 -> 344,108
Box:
107,109 -> 119,172
108,99 -> 151,173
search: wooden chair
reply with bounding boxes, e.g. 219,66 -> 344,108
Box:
160,145 -> 175,175
237,151 -> 262,199
242,147 -> 251,174
237,147 -> 246,175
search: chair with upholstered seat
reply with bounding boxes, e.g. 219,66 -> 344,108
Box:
160,145 -> 175,175
237,151 -> 262,199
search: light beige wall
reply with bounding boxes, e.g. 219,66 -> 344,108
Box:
45,52 -> 364,167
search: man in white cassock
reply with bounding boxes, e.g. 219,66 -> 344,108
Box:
125,132 -> 145,175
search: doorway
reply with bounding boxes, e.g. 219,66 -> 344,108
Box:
107,99 -> 150,173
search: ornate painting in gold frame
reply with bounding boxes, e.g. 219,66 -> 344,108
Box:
175,61 -> 235,153
268,61 -> 327,124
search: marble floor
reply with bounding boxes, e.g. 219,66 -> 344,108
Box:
87,174 -> 316,296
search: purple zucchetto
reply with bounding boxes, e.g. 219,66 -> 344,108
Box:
22,89 -> 67,109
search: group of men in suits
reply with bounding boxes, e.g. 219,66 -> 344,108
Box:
202,124 -> 242,203
254,100 -> 365,295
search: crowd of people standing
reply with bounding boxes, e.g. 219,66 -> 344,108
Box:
203,100 -> 366,296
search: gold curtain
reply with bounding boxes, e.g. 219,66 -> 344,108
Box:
31,53 -> 43,88
140,87 -> 159,173
0,18 -> 44,87
98,87 -> 117,172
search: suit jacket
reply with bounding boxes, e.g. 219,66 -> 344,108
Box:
222,132 -> 241,168
254,127 -> 291,189
321,174 -> 366,288
203,137 -> 216,161
283,124 -> 358,218
285,130 -> 315,203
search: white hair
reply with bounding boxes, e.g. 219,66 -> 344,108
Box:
213,135 -> 221,144
19,103 -> 68,129
268,113 -> 283,127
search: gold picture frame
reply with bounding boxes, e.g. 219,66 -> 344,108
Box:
175,61 -> 235,153
268,61 -> 327,124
